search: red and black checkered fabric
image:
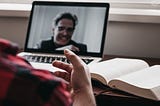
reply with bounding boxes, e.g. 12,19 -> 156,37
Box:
0,38 -> 72,106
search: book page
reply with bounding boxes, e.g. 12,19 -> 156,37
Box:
109,65 -> 160,100
88,58 -> 149,85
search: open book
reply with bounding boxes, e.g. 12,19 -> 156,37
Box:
88,58 -> 160,101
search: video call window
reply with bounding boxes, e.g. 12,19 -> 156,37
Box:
27,4 -> 107,53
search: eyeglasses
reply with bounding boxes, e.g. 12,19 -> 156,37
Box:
57,26 -> 74,33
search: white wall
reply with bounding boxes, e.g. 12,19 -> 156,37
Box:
105,21 -> 160,58
0,17 -> 28,47
1,16 -> 160,58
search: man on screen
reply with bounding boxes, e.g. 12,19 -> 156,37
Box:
36,12 -> 87,53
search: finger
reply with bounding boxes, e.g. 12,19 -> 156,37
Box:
52,60 -> 72,73
53,71 -> 70,82
64,49 -> 85,67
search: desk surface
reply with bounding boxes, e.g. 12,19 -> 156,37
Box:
93,55 -> 160,106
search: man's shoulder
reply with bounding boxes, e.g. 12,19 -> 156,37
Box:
40,37 -> 55,48
35,37 -> 55,50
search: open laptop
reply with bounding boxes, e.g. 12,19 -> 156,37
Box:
18,1 -> 110,72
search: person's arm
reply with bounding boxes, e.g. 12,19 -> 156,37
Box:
0,38 -> 72,106
52,49 -> 96,106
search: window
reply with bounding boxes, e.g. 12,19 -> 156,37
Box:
107,0 -> 160,10
0,0 -> 32,4
0,0 -> 160,9
0,0 -> 160,23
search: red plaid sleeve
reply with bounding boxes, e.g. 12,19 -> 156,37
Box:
0,38 -> 72,106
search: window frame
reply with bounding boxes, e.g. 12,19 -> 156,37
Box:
0,0 -> 160,23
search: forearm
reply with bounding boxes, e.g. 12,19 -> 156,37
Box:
72,86 -> 96,106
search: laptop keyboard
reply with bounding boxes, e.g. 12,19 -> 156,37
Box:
23,55 -> 94,64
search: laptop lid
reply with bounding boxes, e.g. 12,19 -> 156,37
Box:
24,1 -> 110,58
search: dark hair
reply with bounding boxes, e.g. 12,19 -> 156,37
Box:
53,12 -> 78,28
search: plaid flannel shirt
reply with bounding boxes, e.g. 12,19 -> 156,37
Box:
0,38 -> 72,106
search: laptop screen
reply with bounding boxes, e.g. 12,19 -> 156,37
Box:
25,1 -> 109,57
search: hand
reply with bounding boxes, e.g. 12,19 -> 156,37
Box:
52,49 -> 91,92
52,49 -> 96,106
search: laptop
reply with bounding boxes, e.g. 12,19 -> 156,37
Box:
18,1 -> 110,72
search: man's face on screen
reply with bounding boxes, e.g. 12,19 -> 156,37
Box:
53,18 -> 74,46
